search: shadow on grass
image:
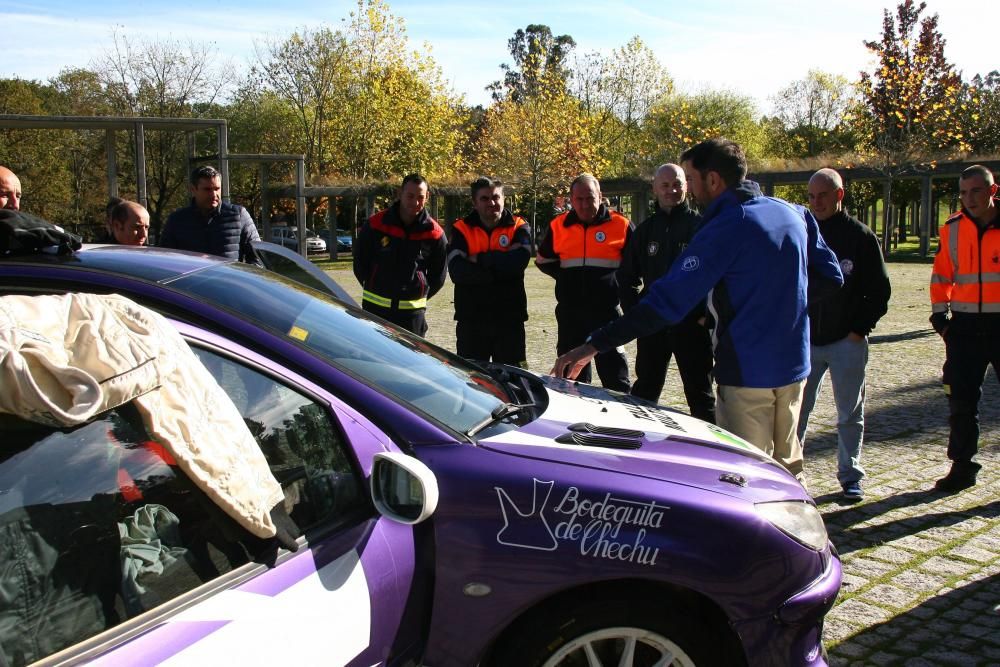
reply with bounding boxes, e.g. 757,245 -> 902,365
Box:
870,329 -> 937,344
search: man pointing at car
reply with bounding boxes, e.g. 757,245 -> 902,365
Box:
552,138 -> 843,481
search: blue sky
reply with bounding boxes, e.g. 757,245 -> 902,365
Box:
2,0 -> 990,112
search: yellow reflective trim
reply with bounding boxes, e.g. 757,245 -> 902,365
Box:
363,290 -> 393,307
362,290 -> 426,310
396,298 -> 427,310
288,325 -> 309,341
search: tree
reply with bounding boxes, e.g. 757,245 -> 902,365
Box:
489,24 -> 576,103
572,36 -> 673,176
644,90 -> 765,169
254,26 -> 350,177
956,71 -> 1000,155
475,66 -> 598,243
0,77 -> 71,222
856,0 -> 964,251
93,30 -> 233,234
769,70 -> 855,157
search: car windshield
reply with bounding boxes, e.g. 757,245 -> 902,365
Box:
169,263 -> 508,434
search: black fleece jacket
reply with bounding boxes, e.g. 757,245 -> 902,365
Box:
810,210 -> 891,345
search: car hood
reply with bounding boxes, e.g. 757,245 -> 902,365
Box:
479,377 -> 807,503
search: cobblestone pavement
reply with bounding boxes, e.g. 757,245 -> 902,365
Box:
330,261 -> 999,665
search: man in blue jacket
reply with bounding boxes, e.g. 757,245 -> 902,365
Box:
552,138 -> 843,480
160,166 -> 260,262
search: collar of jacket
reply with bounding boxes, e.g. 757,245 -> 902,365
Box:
957,198 -> 1000,231
463,209 -> 516,231
385,201 -> 431,230
650,201 -> 694,223
189,198 -> 221,219
564,204 -> 612,227
702,180 -> 763,221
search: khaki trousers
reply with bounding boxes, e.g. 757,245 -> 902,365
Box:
716,381 -> 806,478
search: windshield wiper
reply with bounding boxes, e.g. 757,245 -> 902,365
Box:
467,402 -> 531,437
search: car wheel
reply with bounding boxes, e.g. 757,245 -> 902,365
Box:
494,598 -> 716,667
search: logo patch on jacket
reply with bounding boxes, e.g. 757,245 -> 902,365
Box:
647,241 -> 659,256
595,231 -> 606,243
682,255 -> 700,271
380,235 -> 390,247
840,258 -> 854,276
499,234 -> 510,247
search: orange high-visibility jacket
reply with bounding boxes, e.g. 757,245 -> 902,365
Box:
931,208 -> 1000,314
544,210 -> 630,269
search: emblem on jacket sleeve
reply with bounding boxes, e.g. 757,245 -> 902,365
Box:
380,235 -> 390,248
681,256 -> 700,271
595,231 -> 606,243
839,258 -> 854,276
647,241 -> 659,256
499,234 -> 510,248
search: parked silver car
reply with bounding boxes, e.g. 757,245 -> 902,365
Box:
270,226 -> 326,254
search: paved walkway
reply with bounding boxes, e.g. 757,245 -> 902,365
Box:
332,261 -> 999,665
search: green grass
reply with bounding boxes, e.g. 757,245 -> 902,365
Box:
885,238 -> 936,263
309,256 -> 354,271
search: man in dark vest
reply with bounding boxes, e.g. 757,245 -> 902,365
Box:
160,166 -> 260,262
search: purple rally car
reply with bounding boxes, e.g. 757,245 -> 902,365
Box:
0,244 -> 840,667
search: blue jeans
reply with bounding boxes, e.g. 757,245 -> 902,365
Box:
797,336 -> 868,485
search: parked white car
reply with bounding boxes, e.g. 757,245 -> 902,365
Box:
271,226 -> 326,254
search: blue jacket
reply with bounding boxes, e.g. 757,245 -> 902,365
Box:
591,181 -> 843,388
160,201 -> 260,262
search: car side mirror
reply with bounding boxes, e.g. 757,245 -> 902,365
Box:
370,452 -> 439,524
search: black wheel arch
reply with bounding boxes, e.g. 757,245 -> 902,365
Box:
479,578 -> 747,666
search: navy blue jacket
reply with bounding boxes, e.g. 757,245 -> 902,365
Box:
590,181 -> 843,388
160,201 -> 260,262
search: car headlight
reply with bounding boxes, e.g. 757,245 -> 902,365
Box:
756,501 -> 828,551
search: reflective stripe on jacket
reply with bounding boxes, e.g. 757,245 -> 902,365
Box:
931,207 -> 1000,314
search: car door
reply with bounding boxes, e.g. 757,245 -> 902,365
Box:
3,328 -> 421,667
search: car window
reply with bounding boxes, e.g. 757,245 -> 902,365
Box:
0,347 -> 363,665
171,263 -> 509,434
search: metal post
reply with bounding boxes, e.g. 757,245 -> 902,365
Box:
296,157 -> 307,258
186,132 -> 196,183
920,175 -> 933,257
217,121 -> 230,202
260,163 -> 270,240
105,130 -> 118,198
134,122 -> 147,208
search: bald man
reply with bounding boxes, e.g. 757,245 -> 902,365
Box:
617,163 -> 715,421
109,200 -> 150,246
797,168 -> 890,501
0,166 -> 22,211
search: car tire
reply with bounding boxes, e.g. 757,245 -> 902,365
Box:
492,597 -> 718,667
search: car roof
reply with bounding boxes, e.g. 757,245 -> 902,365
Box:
0,245 -> 230,283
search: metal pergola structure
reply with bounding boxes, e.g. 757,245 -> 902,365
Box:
0,114 -> 311,257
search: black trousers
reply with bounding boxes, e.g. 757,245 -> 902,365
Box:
943,328 -> 1000,465
631,320 -> 716,423
362,302 -> 427,336
556,309 -> 630,392
456,319 -> 527,367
